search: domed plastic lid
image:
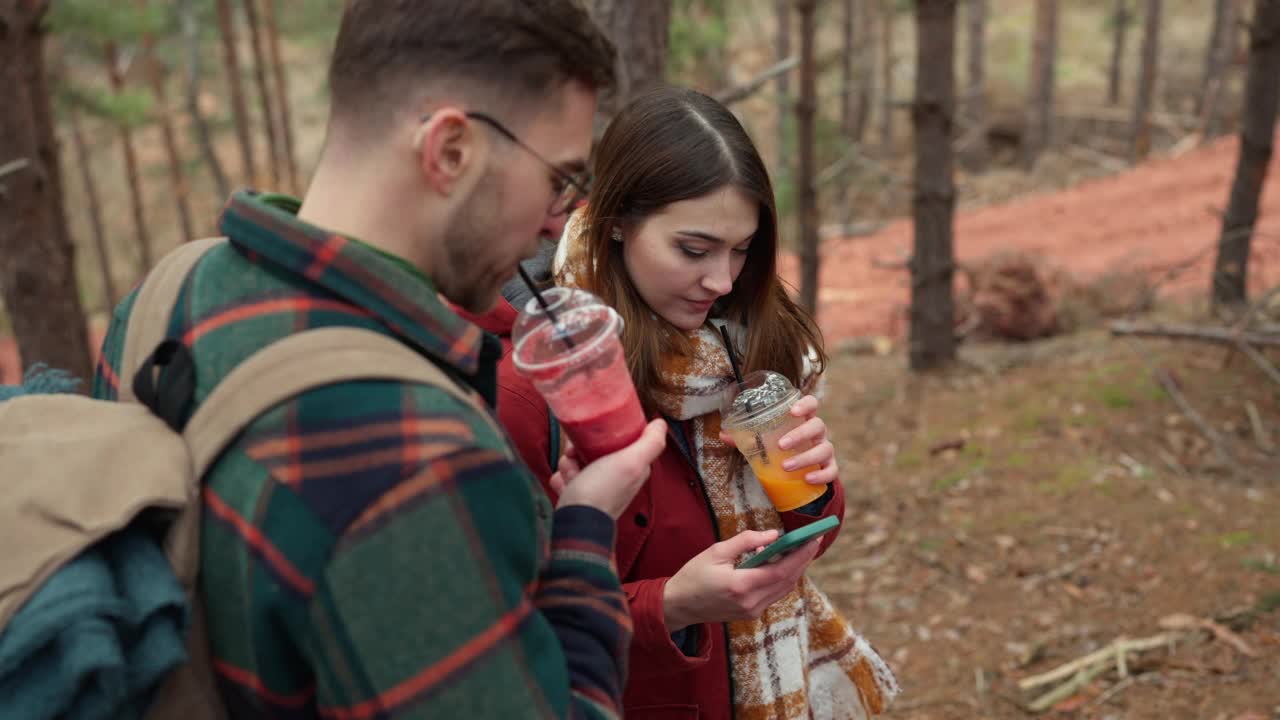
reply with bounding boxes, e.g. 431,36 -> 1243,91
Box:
720,370 -> 801,429
511,287 -> 624,373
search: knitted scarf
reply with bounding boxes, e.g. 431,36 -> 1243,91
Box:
555,214 -> 899,719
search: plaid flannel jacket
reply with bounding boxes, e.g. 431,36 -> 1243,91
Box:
91,191 -> 631,719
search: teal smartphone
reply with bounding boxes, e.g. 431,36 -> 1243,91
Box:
736,516 -> 840,569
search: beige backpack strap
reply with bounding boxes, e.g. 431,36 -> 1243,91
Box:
119,238 -> 226,403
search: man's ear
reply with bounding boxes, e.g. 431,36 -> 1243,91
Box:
415,108 -> 478,196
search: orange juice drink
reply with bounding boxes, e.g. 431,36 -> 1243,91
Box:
721,370 -> 827,512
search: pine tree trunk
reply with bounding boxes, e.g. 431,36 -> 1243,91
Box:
68,108 -> 118,308
140,5 -> 196,243
879,0 -> 895,150
1212,0 -> 1280,310
105,42 -> 155,274
1130,0 -> 1161,163
592,0 -> 672,130
962,0 -> 988,172
839,0 -> 855,229
1023,0 -> 1057,170
854,0 -> 875,142
1199,0 -> 1231,115
241,0 -> 280,187
1108,0 -> 1129,105
910,0 -> 958,371
776,0 -> 791,186
261,0 -> 298,193
797,0 -> 820,315
0,1 -> 93,384
1201,0 -> 1239,139
181,0 -> 230,200
215,0 -> 256,183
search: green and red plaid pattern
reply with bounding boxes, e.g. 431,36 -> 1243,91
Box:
92,191 -> 631,719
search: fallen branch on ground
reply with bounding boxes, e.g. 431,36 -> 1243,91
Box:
1149,364 -> 1241,476
1109,321 -> 1280,349
1018,632 -> 1188,692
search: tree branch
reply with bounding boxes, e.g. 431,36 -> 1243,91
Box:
715,56 -> 798,106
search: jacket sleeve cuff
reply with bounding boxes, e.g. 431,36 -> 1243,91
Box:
779,481 -> 845,558
623,577 -> 711,674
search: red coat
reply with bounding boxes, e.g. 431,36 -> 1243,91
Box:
463,298 -> 847,720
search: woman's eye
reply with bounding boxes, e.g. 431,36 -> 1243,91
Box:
678,244 -> 707,258
732,246 -> 751,256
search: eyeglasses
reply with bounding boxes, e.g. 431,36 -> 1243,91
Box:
420,111 -> 591,216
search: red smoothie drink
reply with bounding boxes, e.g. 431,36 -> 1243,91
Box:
512,288 -> 646,463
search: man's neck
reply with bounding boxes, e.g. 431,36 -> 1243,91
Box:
297,153 -> 434,276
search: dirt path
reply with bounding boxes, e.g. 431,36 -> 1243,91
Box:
781,131 -> 1280,342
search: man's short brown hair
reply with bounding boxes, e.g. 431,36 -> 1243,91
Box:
329,0 -> 616,130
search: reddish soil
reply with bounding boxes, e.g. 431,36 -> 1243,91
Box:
781,131 -> 1280,342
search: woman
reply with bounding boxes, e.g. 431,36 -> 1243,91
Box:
493,87 -> 897,719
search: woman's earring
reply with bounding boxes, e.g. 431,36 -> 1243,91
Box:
611,227 -> 624,243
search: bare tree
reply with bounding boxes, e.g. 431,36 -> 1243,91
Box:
1130,0 -> 1162,163
1108,0 -> 1130,105
879,0 -> 895,150
67,108 -> 118,308
0,0 -> 93,383
776,0 -> 791,184
962,0 -> 988,172
855,0 -> 875,142
215,0 -> 256,183
592,0 -> 673,130
797,0 -> 820,314
1200,0 -> 1240,139
140,1 -> 196,243
1023,0 -> 1057,170
241,0 -> 280,186
261,0 -> 299,193
838,0 -> 856,228
1212,0 -> 1280,310
911,0 -> 958,370
181,0 -> 230,200
105,42 -> 155,273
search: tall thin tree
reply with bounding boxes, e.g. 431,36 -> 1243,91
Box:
1023,0 -> 1057,170
797,0 -> 820,315
1199,0 -> 1232,115
910,0 -> 958,371
261,0 -> 298,193
1130,0 -> 1162,163
962,0 -> 988,172
1200,0 -> 1239,140
180,0 -> 230,200
592,0 -> 673,130
0,0 -> 94,383
140,0 -> 196,243
215,0 -> 256,183
1107,0 -> 1130,105
776,0 -> 791,184
1212,0 -> 1280,310
67,108 -> 118,307
855,0 -> 875,142
105,41 -> 155,273
241,0 -> 280,186
839,0 -> 856,229
879,0 -> 895,150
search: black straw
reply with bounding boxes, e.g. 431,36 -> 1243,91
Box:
719,325 -> 769,464
518,265 -> 575,349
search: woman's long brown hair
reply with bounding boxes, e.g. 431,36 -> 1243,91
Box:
578,86 -> 827,414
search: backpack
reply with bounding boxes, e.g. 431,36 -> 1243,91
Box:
0,238 -> 501,719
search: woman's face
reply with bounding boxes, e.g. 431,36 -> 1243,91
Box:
621,186 -> 759,331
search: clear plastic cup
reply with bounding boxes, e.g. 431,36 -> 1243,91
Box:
720,370 -> 826,512
512,288 -> 646,464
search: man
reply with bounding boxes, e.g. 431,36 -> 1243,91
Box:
92,2 -> 666,718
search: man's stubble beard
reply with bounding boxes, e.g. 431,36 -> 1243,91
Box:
438,169 -> 508,314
